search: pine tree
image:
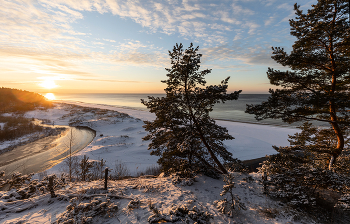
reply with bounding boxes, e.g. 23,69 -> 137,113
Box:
142,43 -> 241,174
246,0 -> 350,170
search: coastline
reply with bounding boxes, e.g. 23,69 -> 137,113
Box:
56,99 -> 298,128
0,101 -> 297,175
0,101 -> 307,224
52,101 -> 297,162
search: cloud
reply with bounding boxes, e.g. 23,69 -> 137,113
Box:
93,41 -> 105,45
264,16 -> 275,26
218,11 -> 241,25
233,33 -> 242,41
261,0 -> 277,7
210,23 -> 232,31
75,78 -> 152,83
201,44 -> 277,68
245,21 -> 260,35
103,38 -> 116,43
277,3 -> 292,10
2,0 -> 278,52
0,0 -> 297,88
231,3 -> 254,15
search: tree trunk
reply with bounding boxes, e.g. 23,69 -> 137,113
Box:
183,72 -> 228,174
195,127 -> 228,174
327,53 -> 344,169
327,27 -> 345,169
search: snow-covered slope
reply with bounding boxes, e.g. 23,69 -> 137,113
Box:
25,102 -> 297,175
0,173 -> 317,224
0,102 -> 314,224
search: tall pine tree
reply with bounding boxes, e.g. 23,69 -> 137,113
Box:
246,0 -> 350,170
142,43 -> 241,174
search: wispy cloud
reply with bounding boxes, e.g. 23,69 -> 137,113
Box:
103,38 -> 116,43
231,3 -> 255,15
201,44 -> 277,68
75,78 -> 152,83
1,0 -> 301,92
264,16 -> 275,26
277,3 -> 293,10
2,0 -> 284,52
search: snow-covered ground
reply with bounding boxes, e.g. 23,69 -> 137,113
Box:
0,173 -> 317,224
0,102 -> 316,224
28,101 -> 297,175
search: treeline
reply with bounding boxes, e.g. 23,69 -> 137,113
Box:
0,88 -> 54,142
0,116 -> 44,142
0,87 -> 52,113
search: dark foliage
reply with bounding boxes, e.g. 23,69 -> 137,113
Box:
246,0 -> 350,216
215,172 -> 246,217
246,0 -> 350,169
79,155 -> 93,181
142,43 -> 241,175
0,87 -> 52,113
0,115 -> 44,142
148,204 -> 212,224
0,88 -> 54,142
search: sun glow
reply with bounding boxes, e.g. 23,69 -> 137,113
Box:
45,93 -> 56,100
39,79 -> 58,89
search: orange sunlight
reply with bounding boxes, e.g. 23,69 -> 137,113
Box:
44,93 -> 56,100
39,79 -> 58,89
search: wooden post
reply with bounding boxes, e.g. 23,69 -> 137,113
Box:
48,176 -> 56,198
104,167 -> 109,190
262,172 -> 268,195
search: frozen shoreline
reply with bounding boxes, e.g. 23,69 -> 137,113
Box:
0,101 -> 298,176
31,101 -> 297,176
1,102 -> 316,224
0,101 -> 300,176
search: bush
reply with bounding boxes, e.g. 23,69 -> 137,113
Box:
148,204 -> 212,224
215,172 -> 246,217
0,173 -> 66,200
110,160 -> 130,180
90,159 -> 106,180
170,169 -> 196,186
260,150 -> 350,208
55,196 -> 118,224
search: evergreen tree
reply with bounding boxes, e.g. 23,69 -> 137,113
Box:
246,0 -> 350,170
142,43 -> 241,174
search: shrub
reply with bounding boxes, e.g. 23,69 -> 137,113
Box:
55,196 -> 118,224
110,160 -> 130,180
148,204 -> 212,224
215,172 -> 246,217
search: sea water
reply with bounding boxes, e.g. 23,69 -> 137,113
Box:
53,93 -> 300,126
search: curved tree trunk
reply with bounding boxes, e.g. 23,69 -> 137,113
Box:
184,73 -> 228,174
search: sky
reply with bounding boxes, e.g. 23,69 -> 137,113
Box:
1,0 -> 318,94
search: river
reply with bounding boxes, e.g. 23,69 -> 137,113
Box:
0,126 -> 95,176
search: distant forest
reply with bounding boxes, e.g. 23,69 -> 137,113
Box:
0,88 -> 52,113
0,88 -> 54,142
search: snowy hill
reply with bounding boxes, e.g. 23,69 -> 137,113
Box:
0,102 -> 317,223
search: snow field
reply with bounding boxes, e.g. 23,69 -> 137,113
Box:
0,173 -> 317,223
35,102 -> 297,176
0,102 -> 319,223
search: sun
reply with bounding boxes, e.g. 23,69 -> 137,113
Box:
39,79 -> 58,89
44,93 -> 56,100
